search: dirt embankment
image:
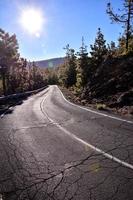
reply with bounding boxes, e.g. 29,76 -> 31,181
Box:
60,86 -> 133,119
60,55 -> 133,119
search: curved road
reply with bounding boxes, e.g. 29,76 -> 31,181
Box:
0,85 -> 133,200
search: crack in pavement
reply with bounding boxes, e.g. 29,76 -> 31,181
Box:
0,86 -> 133,200
40,88 -> 133,171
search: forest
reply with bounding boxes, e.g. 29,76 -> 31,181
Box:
56,0 -> 133,112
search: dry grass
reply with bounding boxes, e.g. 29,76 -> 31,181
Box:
96,103 -> 106,110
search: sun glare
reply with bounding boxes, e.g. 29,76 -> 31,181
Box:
20,8 -> 44,36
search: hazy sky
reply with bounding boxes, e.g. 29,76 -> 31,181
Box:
0,0 -> 123,61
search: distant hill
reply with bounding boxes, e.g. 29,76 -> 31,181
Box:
35,57 -> 65,68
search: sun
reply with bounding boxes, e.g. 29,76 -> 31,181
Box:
20,8 -> 44,36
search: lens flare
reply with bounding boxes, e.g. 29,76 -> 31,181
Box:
20,8 -> 44,36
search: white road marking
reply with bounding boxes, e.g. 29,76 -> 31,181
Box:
41,86 -> 133,170
0,114 -> 4,118
0,88 -> 49,118
0,106 -> 13,118
57,86 -> 133,125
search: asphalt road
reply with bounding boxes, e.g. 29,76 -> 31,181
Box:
0,85 -> 133,200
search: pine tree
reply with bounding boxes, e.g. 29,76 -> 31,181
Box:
20,58 -> 29,91
32,62 -> 44,89
61,44 -> 77,88
0,28 -> 47,95
107,0 -> 133,52
90,28 -> 107,67
77,37 -> 89,88
66,48 -> 77,87
107,41 -> 117,57
0,29 -> 19,95
57,63 -> 66,86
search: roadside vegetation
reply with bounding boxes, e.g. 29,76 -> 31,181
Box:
55,0 -> 133,116
0,29 -> 51,96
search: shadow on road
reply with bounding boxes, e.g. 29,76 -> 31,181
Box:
0,96 -> 28,116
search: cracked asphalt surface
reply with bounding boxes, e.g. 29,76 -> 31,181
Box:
0,85 -> 133,200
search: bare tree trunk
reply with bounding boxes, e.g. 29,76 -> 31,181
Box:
126,1 -> 131,51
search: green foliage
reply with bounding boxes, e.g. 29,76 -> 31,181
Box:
117,35 -> 133,55
58,44 -> 77,88
107,41 -> 117,57
44,68 -> 58,85
76,37 -> 89,88
54,2 -> 133,108
48,70 -> 58,85
65,46 -> 77,88
90,28 -> 108,67
57,64 -> 67,86
107,0 -> 133,52
0,28 -> 19,95
0,28 -> 47,95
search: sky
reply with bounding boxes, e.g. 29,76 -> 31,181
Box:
0,0 -> 123,61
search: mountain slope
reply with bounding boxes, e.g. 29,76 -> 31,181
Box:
35,57 -> 65,68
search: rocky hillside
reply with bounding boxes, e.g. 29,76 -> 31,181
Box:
35,57 -> 65,68
82,55 -> 133,108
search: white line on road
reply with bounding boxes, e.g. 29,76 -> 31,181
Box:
0,114 -> 4,118
0,87 -> 49,118
57,86 -> 133,125
0,107 -> 12,118
41,86 -> 133,170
